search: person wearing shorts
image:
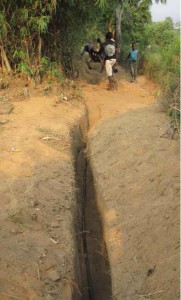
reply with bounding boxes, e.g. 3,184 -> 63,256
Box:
104,32 -> 117,90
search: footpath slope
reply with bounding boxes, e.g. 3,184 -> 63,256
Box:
0,86 -> 85,300
84,71 -> 179,299
0,69 -> 179,300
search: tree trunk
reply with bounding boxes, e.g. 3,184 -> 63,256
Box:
1,47 -> 6,74
23,39 -> 30,65
38,32 -> 42,66
0,41 -> 12,75
59,21 -> 75,78
115,4 -> 123,62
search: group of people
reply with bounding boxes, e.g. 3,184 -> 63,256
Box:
81,32 -> 118,90
82,32 -> 138,90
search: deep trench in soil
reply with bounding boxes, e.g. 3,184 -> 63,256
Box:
74,120 -> 112,300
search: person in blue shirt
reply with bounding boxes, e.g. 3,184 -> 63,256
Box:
127,42 -> 138,82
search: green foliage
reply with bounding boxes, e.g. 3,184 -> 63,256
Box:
0,0 -> 169,79
122,0 -> 152,43
143,18 -> 174,48
0,12 -> 9,39
40,57 -> 64,82
17,62 -> 34,76
120,0 -> 151,65
0,0 -> 107,77
168,107 -> 180,127
142,20 -> 180,115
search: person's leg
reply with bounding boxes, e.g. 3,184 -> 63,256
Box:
111,59 -> 117,89
108,76 -> 114,90
130,63 -> 134,82
84,55 -> 93,70
87,53 -> 96,69
100,61 -> 105,73
105,60 -> 114,90
133,63 -> 137,80
105,59 -> 117,90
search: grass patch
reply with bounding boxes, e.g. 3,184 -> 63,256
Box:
56,79 -> 84,103
0,103 -> 14,115
36,126 -> 60,137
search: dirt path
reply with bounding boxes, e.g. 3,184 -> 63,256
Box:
0,68 -> 179,300
83,69 -> 157,129
83,68 -> 179,299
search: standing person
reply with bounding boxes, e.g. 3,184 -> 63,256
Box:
104,32 -> 117,90
127,42 -> 138,82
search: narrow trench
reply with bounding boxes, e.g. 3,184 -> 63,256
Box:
74,117 -> 112,300
82,162 -> 112,300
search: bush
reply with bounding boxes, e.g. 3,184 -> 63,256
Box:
144,31 -> 180,115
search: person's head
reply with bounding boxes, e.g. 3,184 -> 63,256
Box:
132,42 -> 136,50
106,32 -> 113,40
97,38 -> 101,44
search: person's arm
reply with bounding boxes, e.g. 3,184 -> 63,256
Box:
96,45 -> 102,55
114,41 -> 118,64
90,48 -> 95,56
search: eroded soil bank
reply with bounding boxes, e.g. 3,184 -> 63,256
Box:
0,83 -> 87,299
84,70 -> 180,299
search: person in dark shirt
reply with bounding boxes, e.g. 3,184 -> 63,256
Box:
81,44 -> 94,59
81,43 -> 98,69
96,38 -> 105,60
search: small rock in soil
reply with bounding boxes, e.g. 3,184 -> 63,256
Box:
147,265 -> 156,276
29,199 -> 39,207
0,82 -> 9,89
11,228 -> 23,234
0,120 -> 9,125
44,279 -> 50,285
30,213 -> 38,221
47,270 -> 61,282
51,221 -> 60,228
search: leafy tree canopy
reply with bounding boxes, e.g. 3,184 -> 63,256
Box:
0,0 -> 168,77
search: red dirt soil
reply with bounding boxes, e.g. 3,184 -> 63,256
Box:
0,67 -> 179,300
84,68 -> 179,300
